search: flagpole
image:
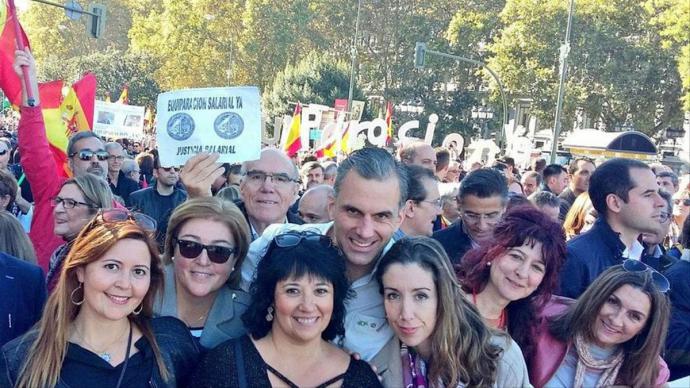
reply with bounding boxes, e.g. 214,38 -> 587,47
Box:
346,0 -> 362,116
8,0 -> 35,106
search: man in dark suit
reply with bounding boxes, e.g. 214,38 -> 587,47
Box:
0,252 -> 47,346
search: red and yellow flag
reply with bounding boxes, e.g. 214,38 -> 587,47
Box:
40,73 -> 97,177
385,101 -> 393,146
315,139 -> 337,159
340,121 -> 351,153
284,103 -> 302,157
0,1 -> 30,106
117,84 -> 129,104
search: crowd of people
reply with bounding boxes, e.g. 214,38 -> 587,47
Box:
1,49 -> 690,387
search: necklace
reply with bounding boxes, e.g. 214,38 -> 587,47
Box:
74,321 -> 131,363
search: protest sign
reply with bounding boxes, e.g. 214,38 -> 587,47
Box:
93,100 -> 145,140
156,87 -> 262,167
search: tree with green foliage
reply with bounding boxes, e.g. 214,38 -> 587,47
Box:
262,53 -> 368,121
487,0 -> 684,135
39,49 -> 162,107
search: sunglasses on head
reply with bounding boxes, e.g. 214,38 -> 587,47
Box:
273,231 -> 333,249
98,209 -> 157,231
622,259 -> 670,293
0,149 -> 7,156
174,238 -> 238,264
70,149 -> 110,161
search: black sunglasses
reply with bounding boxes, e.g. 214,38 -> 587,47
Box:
174,238 -> 238,264
0,149 -> 7,156
99,209 -> 157,231
273,231 -> 333,249
622,259 -> 670,293
70,149 -> 110,161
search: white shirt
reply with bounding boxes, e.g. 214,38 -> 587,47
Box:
240,222 -> 395,361
622,239 -> 644,261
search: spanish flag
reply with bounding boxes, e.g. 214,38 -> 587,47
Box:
117,84 -> 129,104
385,101 -> 393,146
340,121 -> 351,153
41,73 -> 97,177
0,0 -> 30,106
284,102 -> 302,157
315,139 -> 337,159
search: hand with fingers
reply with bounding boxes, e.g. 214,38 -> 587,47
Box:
12,48 -> 40,107
180,153 -> 225,198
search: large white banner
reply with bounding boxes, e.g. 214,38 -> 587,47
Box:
93,100 -> 145,140
156,87 -> 262,167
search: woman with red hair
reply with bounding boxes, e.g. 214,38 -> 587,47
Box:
457,205 -> 566,368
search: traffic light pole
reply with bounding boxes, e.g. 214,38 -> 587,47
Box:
30,0 -> 98,16
416,44 -> 508,148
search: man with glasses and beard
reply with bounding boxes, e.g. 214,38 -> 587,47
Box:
128,154 -> 187,246
433,168 -> 508,265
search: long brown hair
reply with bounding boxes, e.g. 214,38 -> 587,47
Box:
377,237 -> 502,387
17,215 -> 169,387
550,265 -> 670,387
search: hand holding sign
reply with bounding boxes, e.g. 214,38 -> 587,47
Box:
180,153 -> 224,198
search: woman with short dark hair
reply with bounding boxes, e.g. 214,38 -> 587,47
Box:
191,231 -> 381,387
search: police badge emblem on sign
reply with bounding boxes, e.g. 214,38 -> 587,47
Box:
156,87 -> 262,167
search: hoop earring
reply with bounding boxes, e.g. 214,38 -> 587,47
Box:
70,283 -> 84,305
265,306 -> 274,322
132,304 -> 143,315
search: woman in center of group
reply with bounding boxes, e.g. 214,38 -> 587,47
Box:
457,205 -> 565,368
376,237 -> 532,388
191,231 -> 381,387
155,197 -> 251,350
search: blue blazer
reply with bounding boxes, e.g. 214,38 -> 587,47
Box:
0,253 -> 46,346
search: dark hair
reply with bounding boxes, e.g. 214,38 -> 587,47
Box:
542,164 -> 566,181
532,158 -> 546,172
506,192 -> 530,210
136,152 -> 154,176
568,157 -> 595,175
657,171 -> 679,188
680,213 -> 690,247
376,237 -> 502,387
0,169 -> 18,208
522,171 -> 543,187
334,147 -> 408,208
404,164 -> 437,202
435,148 -> 450,173
228,163 -> 242,175
530,191 -> 560,209
458,205 -> 566,364
499,156 -> 515,169
549,265 -> 670,387
457,168 -> 508,203
588,158 -> 650,217
242,232 -> 351,341
67,131 -> 102,156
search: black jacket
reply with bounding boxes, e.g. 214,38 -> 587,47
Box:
128,186 -> 187,245
558,187 -> 578,221
432,221 -> 474,265
109,170 -> 140,205
665,260 -> 690,380
0,317 -> 200,388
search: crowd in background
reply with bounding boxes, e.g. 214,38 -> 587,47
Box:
1,49 -> 690,387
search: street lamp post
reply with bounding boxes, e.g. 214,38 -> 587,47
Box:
414,43 -> 509,148
347,0 -> 363,115
549,0 -> 575,163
